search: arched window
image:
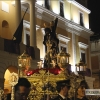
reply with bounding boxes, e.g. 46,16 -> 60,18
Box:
2,20 -> 11,39
4,66 -> 18,94
2,20 -> 9,28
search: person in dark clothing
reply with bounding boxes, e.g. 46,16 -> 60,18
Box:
52,79 -> 71,100
6,77 -> 31,100
72,80 -> 89,100
97,97 -> 100,100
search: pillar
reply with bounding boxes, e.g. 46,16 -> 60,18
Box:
29,0 -> 36,47
29,0 -> 40,59
15,0 -> 21,28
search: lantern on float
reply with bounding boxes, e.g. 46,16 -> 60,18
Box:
75,59 -> 86,75
57,48 -> 70,68
18,51 -> 31,77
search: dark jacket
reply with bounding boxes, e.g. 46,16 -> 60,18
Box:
52,95 -> 70,100
6,93 -> 11,100
97,97 -> 100,100
1,93 -> 11,100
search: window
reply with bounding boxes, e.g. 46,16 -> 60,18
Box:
80,50 -> 86,63
78,42 -> 88,63
44,0 -> 50,10
58,34 -> 70,53
79,12 -> 84,26
2,1 -> 9,13
26,34 -> 30,46
60,0 -> 64,17
36,0 -> 44,6
60,43 -> 67,53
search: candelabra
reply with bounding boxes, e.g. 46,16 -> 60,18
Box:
18,51 -> 31,77
0,87 -> 4,100
75,59 -> 87,75
9,72 -> 18,100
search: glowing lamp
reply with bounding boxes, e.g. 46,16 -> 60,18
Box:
75,59 -> 86,75
57,48 -> 70,68
18,51 -> 31,77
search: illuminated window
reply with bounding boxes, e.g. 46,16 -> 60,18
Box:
79,11 -> 84,27
60,0 -> 64,17
44,0 -> 50,10
60,44 -> 67,53
80,50 -> 85,63
26,34 -> 30,46
2,1 -> 9,13
78,42 -> 88,63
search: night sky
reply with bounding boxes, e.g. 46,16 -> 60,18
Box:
87,0 -> 100,34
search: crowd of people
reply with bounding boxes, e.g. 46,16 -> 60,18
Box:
2,77 -> 91,100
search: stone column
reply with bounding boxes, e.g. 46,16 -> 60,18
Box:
29,0 -> 40,59
41,28 -> 45,59
29,0 -> 36,47
72,30 -> 76,72
15,0 -> 21,28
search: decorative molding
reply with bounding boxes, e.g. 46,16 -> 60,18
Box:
57,34 -> 70,43
23,20 -> 40,29
67,0 -> 91,14
36,15 -> 42,19
37,8 -> 44,14
17,0 -> 93,34
21,5 -> 30,13
66,29 -> 80,36
78,42 -> 88,49
35,4 -> 93,35
20,3 -> 93,37
66,23 -> 82,31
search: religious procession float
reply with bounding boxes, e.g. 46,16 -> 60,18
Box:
0,18 -> 99,100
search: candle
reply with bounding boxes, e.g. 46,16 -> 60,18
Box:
77,67 -> 79,71
80,66 -> 83,71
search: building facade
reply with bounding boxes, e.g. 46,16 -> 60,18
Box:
0,0 -> 94,93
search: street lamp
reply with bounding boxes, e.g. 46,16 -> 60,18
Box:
75,59 -> 86,75
18,51 -> 31,77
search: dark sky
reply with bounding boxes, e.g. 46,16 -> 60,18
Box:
87,0 -> 100,34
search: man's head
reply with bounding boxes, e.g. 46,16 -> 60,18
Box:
15,77 -> 31,100
77,80 -> 88,99
56,79 -> 70,97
